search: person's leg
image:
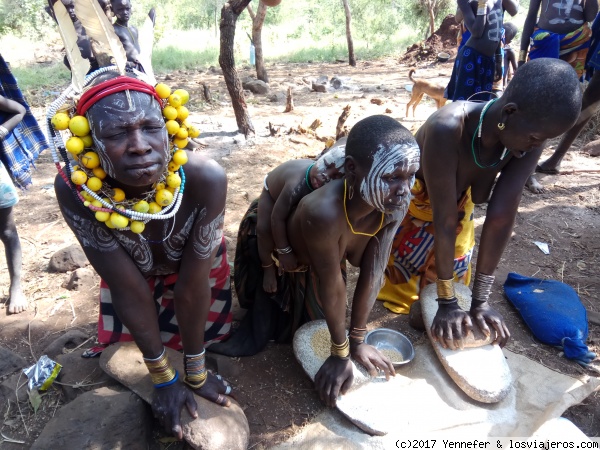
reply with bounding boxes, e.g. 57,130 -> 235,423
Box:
0,206 -> 26,313
256,189 -> 278,293
537,71 -> 600,173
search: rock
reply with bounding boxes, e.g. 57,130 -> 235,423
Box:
0,347 -> 26,378
315,75 -> 328,85
267,92 -> 285,103
31,387 -> 152,450
100,342 -> 249,450
330,76 -> 343,89
63,267 -> 97,290
242,79 -> 269,95
0,371 -> 30,407
311,82 -> 327,93
49,244 -> 88,273
42,329 -> 91,359
582,138 -> 600,157
54,351 -> 120,402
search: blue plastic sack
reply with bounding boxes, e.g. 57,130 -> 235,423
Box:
503,272 -> 595,365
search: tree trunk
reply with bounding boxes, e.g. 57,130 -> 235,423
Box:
341,0 -> 356,67
427,0 -> 436,38
249,2 -> 269,82
219,0 -> 255,137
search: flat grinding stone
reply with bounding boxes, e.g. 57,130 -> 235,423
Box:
420,282 -> 512,403
99,342 -> 249,450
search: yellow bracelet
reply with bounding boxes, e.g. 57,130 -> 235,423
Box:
436,278 -> 455,300
331,336 -> 350,359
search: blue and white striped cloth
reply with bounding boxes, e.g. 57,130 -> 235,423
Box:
0,54 -> 49,189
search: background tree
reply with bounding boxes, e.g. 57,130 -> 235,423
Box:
219,0 -> 254,136
341,0 -> 356,66
247,1 -> 269,82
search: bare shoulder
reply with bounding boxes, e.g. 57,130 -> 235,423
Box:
417,103 -> 464,146
297,182 -> 342,236
181,152 -> 226,201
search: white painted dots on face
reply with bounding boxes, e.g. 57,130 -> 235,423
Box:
359,142 -> 420,213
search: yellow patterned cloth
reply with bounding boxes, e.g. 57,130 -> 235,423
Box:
377,179 -> 475,314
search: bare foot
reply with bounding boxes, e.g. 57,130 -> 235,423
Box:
7,291 -> 28,314
525,174 -> 545,194
262,266 -> 278,294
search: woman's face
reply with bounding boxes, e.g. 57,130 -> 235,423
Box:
500,115 -> 567,159
358,142 -> 420,216
87,90 -> 168,187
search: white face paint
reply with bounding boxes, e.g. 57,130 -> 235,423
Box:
193,209 -> 224,260
87,90 -> 168,178
359,142 -> 420,213
315,144 -> 346,174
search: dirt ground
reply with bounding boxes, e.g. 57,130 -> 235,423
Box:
1,35 -> 600,448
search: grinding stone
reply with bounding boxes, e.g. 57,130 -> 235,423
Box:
420,282 -> 512,403
99,342 -> 249,450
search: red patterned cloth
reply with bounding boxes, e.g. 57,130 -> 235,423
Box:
96,237 -> 232,351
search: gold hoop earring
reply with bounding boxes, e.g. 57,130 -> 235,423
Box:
497,122 -> 505,131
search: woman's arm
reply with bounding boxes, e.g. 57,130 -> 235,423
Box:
0,96 -> 26,137
459,0 -> 487,38
519,0 -> 542,66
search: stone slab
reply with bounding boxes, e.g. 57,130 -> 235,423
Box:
293,320 -> 389,436
99,342 -> 249,450
420,282 -> 512,403
31,387 -> 151,450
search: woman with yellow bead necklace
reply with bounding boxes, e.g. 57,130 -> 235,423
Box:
51,69 -> 233,440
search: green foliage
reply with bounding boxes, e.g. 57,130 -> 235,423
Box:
12,63 -> 70,93
0,0 -> 55,37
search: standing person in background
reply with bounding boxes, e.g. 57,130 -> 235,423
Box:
0,54 -> 50,314
111,0 -> 143,70
518,0 -> 597,193
446,0 -> 519,102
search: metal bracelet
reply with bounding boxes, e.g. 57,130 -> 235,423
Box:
472,272 -> 495,303
276,246 -> 293,255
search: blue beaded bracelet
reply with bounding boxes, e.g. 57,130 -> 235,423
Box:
154,370 -> 179,389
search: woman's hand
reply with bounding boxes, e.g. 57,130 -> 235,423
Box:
430,300 -> 473,350
351,342 -> 395,379
314,356 -> 354,407
470,300 -> 510,347
192,371 -> 235,407
152,381 -> 198,440
278,251 -> 299,273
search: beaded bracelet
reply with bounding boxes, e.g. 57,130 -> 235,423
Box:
436,278 -> 455,300
331,336 -> 350,359
144,348 -> 178,388
276,246 -> 293,255
184,349 -> 208,390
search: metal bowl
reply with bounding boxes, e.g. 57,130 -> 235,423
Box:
437,51 -> 450,62
365,328 -> 415,366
